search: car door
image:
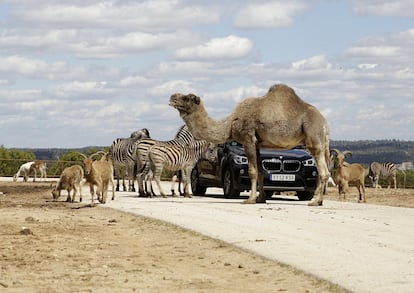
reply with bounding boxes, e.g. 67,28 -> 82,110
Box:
197,144 -> 224,184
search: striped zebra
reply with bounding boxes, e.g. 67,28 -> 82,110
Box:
147,140 -> 217,197
368,161 -> 397,189
109,128 -> 150,192
135,125 -> 197,196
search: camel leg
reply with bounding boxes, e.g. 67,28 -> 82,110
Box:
256,148 -> 266,203
243,143 -> 259,204
308,148 -> 329,206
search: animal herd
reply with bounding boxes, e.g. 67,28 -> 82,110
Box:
10,84 -> 400,206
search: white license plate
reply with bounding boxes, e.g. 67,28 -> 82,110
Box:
270,174 -> 295,181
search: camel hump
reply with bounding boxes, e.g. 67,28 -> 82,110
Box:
266,83 -> 303,103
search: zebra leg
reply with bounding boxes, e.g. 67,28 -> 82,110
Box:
115,167 -> 121,191
144,176 -> 154,197
129,164 -> 136,192
122,172 -> 127,191
129,178 -> 136,192
182,168 -> 192,198
178,170 -> 184,196
110,173 -> 115,201
137,173 -> 146,197
171,174 -> 177,196
152,166 -> 166,198
154,177 -> 166,197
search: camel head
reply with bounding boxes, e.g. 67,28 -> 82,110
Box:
169,93 -> 201,116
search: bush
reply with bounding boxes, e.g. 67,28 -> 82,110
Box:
0,146 -> 36,176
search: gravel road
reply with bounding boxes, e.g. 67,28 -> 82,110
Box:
105,183 -> 414,293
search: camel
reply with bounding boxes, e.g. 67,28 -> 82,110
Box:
169,83 -> 330,206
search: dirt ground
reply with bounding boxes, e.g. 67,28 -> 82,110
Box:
1,182 -> 411,293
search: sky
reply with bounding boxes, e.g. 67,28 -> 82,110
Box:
1,0 -> 414,148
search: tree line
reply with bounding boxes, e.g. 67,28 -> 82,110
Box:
0,146 -> 107,178
1,140 -> 413,187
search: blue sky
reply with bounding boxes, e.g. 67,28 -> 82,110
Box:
0,0 -> 413,148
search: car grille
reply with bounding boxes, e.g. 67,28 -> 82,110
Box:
262,159 -> 301,172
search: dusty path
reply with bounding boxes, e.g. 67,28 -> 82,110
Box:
1,178 -> 413,292
0,180 -> 346,293
106,185 -> 414,293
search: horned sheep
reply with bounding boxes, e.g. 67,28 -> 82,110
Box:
51,165 -> 84,203
78,151 -> 115,206
330,149 -> 366,203
30,160 -> 47,181
13,160 -> 47,182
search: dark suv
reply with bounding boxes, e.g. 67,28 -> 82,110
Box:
191,141 -> 318,200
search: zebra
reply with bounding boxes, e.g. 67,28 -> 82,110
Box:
135,125 -> 197,196
109,128 -> 150,192
368,161 -> 397,189
147,140 -> 217,197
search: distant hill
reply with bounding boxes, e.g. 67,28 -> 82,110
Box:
15,146 -> 107,161
15,140 -> 414,166
330,140 -> 414,165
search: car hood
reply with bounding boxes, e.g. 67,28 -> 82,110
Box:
260,148 -> 312,160
229,145 -> 313,160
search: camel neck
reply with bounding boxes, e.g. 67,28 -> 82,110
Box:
182,107 -> 232,144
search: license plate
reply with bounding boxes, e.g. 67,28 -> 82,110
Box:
270,174 -> 295,181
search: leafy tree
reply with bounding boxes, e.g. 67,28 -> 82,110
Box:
0,146 -> 35,176
47,151 -> 85,177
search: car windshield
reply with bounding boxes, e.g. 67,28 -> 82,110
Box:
229,141 -> 306,151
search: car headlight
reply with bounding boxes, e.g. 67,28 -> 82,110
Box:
303,158 -> 315,166
233,155 -> 248,165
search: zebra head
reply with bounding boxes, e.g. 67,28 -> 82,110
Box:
130,128 -> 150,140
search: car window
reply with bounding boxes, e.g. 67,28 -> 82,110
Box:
230,141 -> 242,147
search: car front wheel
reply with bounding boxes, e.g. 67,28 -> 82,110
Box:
191,168 -> 206,196
297,191 -> 314,201
223,169 -> 240,198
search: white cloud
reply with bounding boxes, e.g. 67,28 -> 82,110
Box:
10,1 -> 220,31
352,0 -> 414,18
118,75 -> 154,87
148,80 -> 198,97
174,35 -> 253,60
358,64 -> 379,69
0,55 -> 49,75
234,1 -> 307,29
0,29 -> 202,58
346,46 -> 401,57
291,55 -> 332,70
1,1 -> 414,147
